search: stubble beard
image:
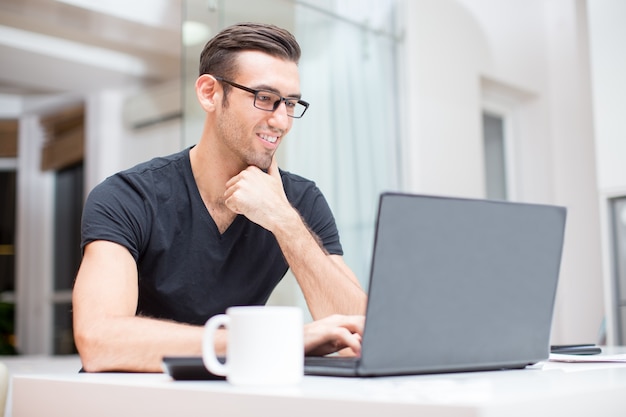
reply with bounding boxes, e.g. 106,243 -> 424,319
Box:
217,112 -> 274,170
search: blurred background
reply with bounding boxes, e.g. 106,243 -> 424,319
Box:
0,0 -> 624,357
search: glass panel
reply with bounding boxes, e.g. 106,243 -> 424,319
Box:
53,302 -> 77,355
0,171 -> 16,293
182,0 -> 219,149
0,301 -> 16,355
288,1 -> 400,287
483,112 -> 508,200
0,170 -> 17,355
54,163 -> 84,291
182,0 -> 401,289
53,163 -> 83,355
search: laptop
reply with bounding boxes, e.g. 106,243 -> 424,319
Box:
303,192 -> 566,377
163,192 -> 566,379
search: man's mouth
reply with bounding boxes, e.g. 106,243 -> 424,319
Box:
259,133 -> 278,144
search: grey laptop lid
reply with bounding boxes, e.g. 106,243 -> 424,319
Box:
306,192 -> 566,377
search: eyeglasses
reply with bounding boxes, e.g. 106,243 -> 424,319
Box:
214,76 -> 309,118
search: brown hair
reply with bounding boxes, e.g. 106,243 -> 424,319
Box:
199,22 -> 301,80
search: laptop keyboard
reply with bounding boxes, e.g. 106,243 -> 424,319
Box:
304,356 -> 359,369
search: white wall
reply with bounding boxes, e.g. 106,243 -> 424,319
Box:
399,0 -> 488,197
587,0 -> 626,344
588,0 -> 626,193
542,0 -> 604,345
400,0 -> 604,344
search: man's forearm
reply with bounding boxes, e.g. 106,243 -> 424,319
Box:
76,316 -> 214,373
271,208 -> 367,319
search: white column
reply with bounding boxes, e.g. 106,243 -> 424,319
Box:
543,0 -> 604,344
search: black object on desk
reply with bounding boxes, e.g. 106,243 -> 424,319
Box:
162,356 -> 225,380
550,344 -> 602,355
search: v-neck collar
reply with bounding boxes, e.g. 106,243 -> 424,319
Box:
183,147 -> 246,239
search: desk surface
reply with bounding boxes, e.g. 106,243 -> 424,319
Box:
11,354 -> 626,417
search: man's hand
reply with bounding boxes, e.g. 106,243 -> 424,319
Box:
223,157 -> 295,231
304,315 -> 365,357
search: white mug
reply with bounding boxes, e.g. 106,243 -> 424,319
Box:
202,306 -> 304,386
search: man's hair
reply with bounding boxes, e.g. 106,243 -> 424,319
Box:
199,22 -> 301,80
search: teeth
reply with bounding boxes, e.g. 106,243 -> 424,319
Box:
260,134 -> 278,143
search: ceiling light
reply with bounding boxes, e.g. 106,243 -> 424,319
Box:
183,21 -> 211,46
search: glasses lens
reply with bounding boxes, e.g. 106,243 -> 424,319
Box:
285,100 -> 306,118
254,91 -> 280,111
254,91 -> 306,118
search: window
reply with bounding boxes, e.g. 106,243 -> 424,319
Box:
14,104 -> 85,355
482,112 -> 508,200
610,196 -> 626,344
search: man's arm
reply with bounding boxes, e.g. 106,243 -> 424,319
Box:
73,241 -> 364,372
224,158 -> 367,320
273,215 -> 366,319
72,240 -> 218,372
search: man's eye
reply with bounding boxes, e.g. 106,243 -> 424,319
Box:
257,94 -> 274,102
285,100 -> 297,109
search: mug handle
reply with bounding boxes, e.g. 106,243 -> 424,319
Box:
202,314 -> 229,377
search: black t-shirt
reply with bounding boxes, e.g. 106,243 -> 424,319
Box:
81,147 -> 342,325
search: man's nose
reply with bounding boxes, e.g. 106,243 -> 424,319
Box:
268,101 -> 291,129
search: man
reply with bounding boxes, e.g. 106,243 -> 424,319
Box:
73,22 -> 367,373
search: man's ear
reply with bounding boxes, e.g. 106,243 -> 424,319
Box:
195,74 -> 220,112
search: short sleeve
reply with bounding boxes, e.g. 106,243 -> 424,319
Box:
280,171 -> 343,256
81,175 -> 150,261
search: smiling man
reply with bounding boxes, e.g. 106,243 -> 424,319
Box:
72,22 -> 367,373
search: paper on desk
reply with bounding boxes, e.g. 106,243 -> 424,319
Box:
549,353 -> 626,363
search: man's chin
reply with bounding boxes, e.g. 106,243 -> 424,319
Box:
249,156 -> 273,171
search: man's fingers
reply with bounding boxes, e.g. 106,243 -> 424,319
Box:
336,327 -> 362,356
303,315 -> 365,357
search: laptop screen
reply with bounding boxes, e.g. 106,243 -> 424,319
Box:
358,193 -> 566,375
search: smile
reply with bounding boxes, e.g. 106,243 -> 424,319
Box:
259,133 -> 279,144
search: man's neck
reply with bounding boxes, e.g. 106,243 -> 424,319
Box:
189,140 -> 243,204
189,142 -> 242,233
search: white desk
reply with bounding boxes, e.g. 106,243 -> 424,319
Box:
11,357 -> 626,417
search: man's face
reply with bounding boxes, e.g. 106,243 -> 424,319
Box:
215,50 -> 301,170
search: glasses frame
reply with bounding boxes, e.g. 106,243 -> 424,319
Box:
213,76 -> 309,118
